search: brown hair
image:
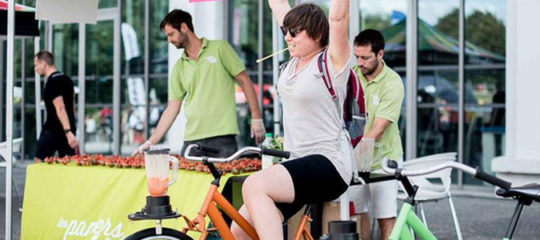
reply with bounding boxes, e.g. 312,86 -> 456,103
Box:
35,50 -> 54,66
160,9 -> 194,32
354,29 -> 385,54
282,3 -> 329,47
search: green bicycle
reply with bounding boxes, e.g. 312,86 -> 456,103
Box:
379,157 -> 539,240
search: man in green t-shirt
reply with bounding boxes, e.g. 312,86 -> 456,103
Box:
133,9 -> 265,157
350,29 -> 404,240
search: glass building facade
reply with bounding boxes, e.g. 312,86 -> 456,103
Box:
1,0 -> 505,186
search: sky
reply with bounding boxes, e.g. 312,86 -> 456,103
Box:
357,0 -> 506,25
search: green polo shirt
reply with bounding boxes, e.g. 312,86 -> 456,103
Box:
353,62 -> 404,170
169,38 -> 245,141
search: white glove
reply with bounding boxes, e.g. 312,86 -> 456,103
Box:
355,138 -> 375,172
251,118 -> 266,144
132,140 -> 153,156
359,138 -> 375,155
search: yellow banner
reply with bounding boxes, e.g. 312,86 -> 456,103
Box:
21,163 -> 247,240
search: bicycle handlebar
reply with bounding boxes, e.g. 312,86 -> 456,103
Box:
475,169 -> 512,190
261,147 -> 291,159
196,144 -> 221,154
381,158 -> 512,190
184,144 -> 291,163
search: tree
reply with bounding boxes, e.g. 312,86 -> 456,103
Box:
435,8 -> 505,56
362,14 -> 391,31
466,11 -> 505,56
435,9 -> 459,40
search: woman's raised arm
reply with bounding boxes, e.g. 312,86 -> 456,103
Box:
328,0 -> 350,72
268,0 -> 291,26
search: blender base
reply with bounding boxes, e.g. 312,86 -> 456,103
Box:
128,195 -> 181,220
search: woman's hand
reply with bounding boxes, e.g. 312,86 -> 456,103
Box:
268,0 -> 291,26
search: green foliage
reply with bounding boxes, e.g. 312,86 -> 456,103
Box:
268,136 -> 284,163
466,11 -> 506,56
434,9 -> 459,39
434,8 -> 506,96
361,14 -> 391,31
269,136 -> 284,151
434,8 -> 506,56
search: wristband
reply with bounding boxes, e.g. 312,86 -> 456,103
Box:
64,129 -> 71,134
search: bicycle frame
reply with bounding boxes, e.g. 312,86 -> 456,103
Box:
389,202 -> 436,240
390,184 -> 529,240
293,205 -> 315,240
385,172 -> 437,240
380,157 -> 525,240
180,160 -> 313,240
502,196 -> 532,240
181,181 -> 258,240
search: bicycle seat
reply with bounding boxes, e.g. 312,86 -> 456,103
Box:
496,183 -> 540,202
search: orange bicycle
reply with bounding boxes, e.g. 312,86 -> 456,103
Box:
125,144 -> 315,240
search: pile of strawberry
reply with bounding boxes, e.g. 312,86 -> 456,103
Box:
43,154 -> 261,174
44,154 -> 144,168
177,157 -> 261,174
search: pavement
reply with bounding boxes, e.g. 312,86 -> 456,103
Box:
0,160 -> 27,240
0,160 -> 539,240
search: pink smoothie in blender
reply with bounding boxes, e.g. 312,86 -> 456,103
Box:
144,148 -> 178,196
147,177 -> 169,196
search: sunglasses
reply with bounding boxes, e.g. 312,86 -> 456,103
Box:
280,26 -> 301,38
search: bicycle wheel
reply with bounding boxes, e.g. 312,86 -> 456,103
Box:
124,228 -> 193,240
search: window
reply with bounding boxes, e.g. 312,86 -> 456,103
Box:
463,0 -> 505,184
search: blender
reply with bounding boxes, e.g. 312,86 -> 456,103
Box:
145,148 -> 178,197
129,148 -> 181,223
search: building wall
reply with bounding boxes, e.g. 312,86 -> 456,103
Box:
492,0 -> 540,186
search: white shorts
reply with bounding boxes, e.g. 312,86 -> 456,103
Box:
349,178 -> 398,219
349,156 -> 403,219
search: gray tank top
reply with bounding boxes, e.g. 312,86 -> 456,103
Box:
278,50 -> 355,184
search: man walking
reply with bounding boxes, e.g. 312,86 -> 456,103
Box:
34,50 -> 79,162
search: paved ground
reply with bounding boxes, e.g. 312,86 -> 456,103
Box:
0,160 -> 26,240
393,196 -> 540,240
0,161 -> 539,240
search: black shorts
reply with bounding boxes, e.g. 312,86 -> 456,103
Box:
276,154 -> 348,220
34,129 -> 75,160
181,135 -> 238,158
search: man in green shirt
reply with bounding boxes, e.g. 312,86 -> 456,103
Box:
350,29 -> 404,240
134,9 -> 264,157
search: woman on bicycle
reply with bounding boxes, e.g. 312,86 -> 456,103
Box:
231,0 -> 354,239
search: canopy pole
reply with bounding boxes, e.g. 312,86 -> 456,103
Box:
6,0 -> 15,238
257,0 -> 263,111
77,23 -> 86,154
34,37 -> 41,139
271,10 -> 280,136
